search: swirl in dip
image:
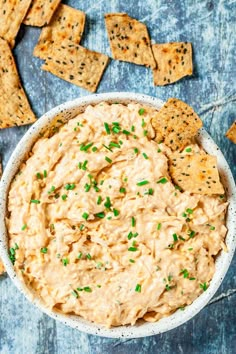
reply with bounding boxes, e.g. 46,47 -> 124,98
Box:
7,102 -> 228,327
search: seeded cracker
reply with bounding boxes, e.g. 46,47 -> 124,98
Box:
34,4 -> 86,60
0,0 -> 32,48
24,0 -> 61,27
152,42 -> 193,85
104,13 -> 156,68
41,42 -> 109,92
169,154 -> 224,195
0,159 -> 4,275
225,121 -> 236,144
0,38 -> 36,129
151,98 -> 202,151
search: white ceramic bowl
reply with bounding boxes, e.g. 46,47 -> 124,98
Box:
0,92 -> 235,338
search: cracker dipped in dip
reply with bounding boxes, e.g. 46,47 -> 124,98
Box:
7,99 -> 228,327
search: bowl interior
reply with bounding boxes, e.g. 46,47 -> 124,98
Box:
0,92 -> 235,338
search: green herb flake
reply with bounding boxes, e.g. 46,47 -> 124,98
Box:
135,284 -> 141,292
105,156 -> 112,164
77,252 -> 83,259
82,212 -> 89,220
157,223 -> 162,230
119,187 -> 126,193
173,233 -> 178,242
188,230 -> 196,238
36,172 -> 42,179
79,224 -> 85,231
137,180 -> 149,186
86,253 -> 92,260
30,199 -> 40,204
113,209 -> 119,217
80,142 -> 94,151
61,194 -> 67,201
40,247 -> 48,254
72,290 -> 78,298
62,258 -> 69,266
143,130 -> 148,136
122,129 -> 131,135
200,282 -> 208,291
43,170 -> 47,178
83,286 -> 92,292
138,108 -> 145,116
95,212 -> 105,219
189,277 -> 196,281
181,269 -> 189,278
134,148 -> 139,154
210,226 -> 215,230
131,125 -> 135,132
97,196 -> 102,205
186,208 -> 193,214
131,217 -> 136,227
141,118 -> 146,127
129,259 -> 135,263
128,246 -> 138,252
104,122 -> 111,134
157,177 -> 168,184
48,186 -> 55,194
21,224 -> 27,231
165,284 -> 172,291
64,183 -> 75,190
92,146 -> 98,152
185,147 -> 192,152
109,142 -> 120,148
157,148 -> 161,153
142,152 -> 148,159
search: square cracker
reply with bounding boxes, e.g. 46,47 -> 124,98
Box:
34,4 -> 86,59
0,0 -> 32,48
152,42 -> 193,86
169,153 -> 224,195
225,121 -> 236,144
104,13 -> 156,69
24,0 -> 61,27
151,98 -> 202,151
41,42 -> 109,92
0,38 -> 36,129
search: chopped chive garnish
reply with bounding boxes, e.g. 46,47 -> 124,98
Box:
102,144 -> 113,152
179,236 -> 186,241
142,153 -> 148,159
109,141 -> 120,148
105,156 -> 112,163
64,183 -> 75,190
131,125 -> 135,132
113,209 -> 119,217
80,142 -> 93,151
134,147 -> 139,154
188,230 -> 196,238
141,118 -> 146,127
144,188 -> 154,195
143,130 -> 148,136
92,146 -> 97,152
86,253 -> 92,260
138,108 -> 145,115
185,148 -> 192,152
72,290 -> 78,298
189,277 -> 196,281
157,177 -> 168,184
83,287 -> 92,292
78,160 -> 88,170
61,194 -> 67,201
97,284 -> 101,288
62,258 -> 69,266
107,216 -> 112,220
128,247 -> 138,252
84,183 -> 91,192
135,284 -> 141,292
96,196 -> 102,206
21,224 -> 27,231
127,232 -> 133,240
129,259 -> 135,263
43,170 -> 47,178
48,186 -> 55,194
119,187 -> 126,193
112,122 -> 120,126
104,122 -> 111,134
79,224 -> 85,231
181,269 -> 189,278
77,287 -> 83,291
95,212 -> 105,219
173,233 -> 178,242
157,148 -> 161,153
112,126 -> 121,134
131,217 -> 136,227
210,226 -> 215,230
30,199 -> 40,204
157,223 -> 162,230
137,180 -> 149,186
122,129 -> 131,135
82,212 -> 89,220
200,282 -> 208,291
186,208 -> 193,214
36,172 -> 42,179
182,212 -> 187,217
104,197 -> 111,209
40,247 -> 48,254
188,247 -> 193,251
165,284 -> 172,291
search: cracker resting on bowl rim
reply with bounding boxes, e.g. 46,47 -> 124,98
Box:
24,0 -> 61,27
169,153 -> 224,195
0,38 -> 36,129
34,4 -> 86,60
151,98 -> 203,151
41,42 -> 109,92
225,121 -> 236,144
0,0 -> 32,48
104,13 -> 156,68
152,42 -> 193,86
0,158 -> 4,275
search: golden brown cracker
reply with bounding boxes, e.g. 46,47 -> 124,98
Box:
152,98 -> 202,151
24,0 -> 61,27
169,153 -> 224,195
152,42 -> 193,86
0,0 -> 32,48
225,121 -> 236,144
34,4 -> 86,59
0,38 -> 36,129
104,13 -> 156,68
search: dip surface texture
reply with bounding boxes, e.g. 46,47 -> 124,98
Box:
7,103 -> 228,327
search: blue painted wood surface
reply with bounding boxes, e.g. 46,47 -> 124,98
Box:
0,0 -> 235,353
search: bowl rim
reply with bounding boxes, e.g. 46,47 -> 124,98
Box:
0,92 -> 235,339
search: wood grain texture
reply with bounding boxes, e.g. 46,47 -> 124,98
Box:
0,0 -> 235,353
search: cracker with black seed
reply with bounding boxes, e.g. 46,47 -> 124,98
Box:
152,42 -> 193,86
104,13 -> 156,68
169,154 -> 224,195
24,0 -> 61,27
41,42 -> 109,92
34,4 -> 86,59
225,121 -> 236,144
151,98 -> 202,151
0,38 -> 36,129
0,0 -> 32,48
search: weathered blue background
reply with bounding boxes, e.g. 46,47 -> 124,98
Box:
0,0 -> 235,353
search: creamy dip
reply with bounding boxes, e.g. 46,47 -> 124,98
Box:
7,102 -> 228,327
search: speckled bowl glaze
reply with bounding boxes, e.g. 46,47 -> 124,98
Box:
0,92 -> 235,338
